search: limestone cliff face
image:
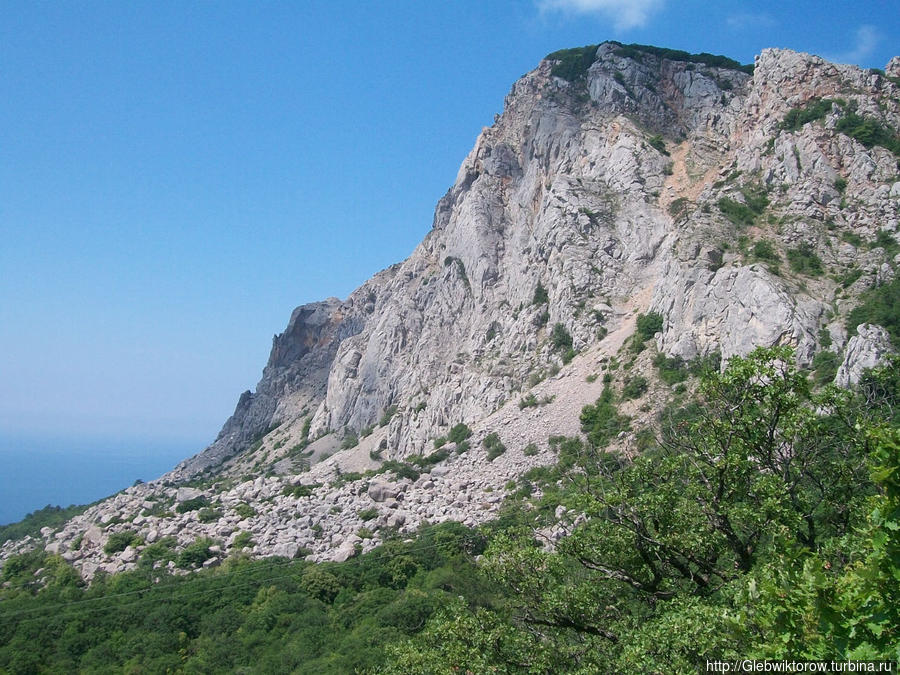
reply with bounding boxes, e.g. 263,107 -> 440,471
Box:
175,43 -> 899,480
7,43 -> 900,577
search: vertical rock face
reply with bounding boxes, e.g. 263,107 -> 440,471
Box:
174,43 -> 899,480
835,325 -> 896,387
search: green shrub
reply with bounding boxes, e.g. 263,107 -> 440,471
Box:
358,508 -> 379,522
580,386 -> 630,448
410,448 -> 449,467
668,197 -> 690,219
653,352 -> 689,385
519,393 -> 538,409
780,98 -> 835,131
341,432 -> 359,450
485,321 -> 500,342
841,231 -> 864,247
176,496 -> 208,514
379,405 -> 398,427
232,531 -> 254,550
621,375 -> 649,400
835,112 -> 900,155
550,323 -> 573,352
847,276 -> 900,346
523,443 -> 539,457
837,267 -> 863,288
811,351 -> 841,386
455,440 -> 470,454
176,538 -> 216,569
104,530 -> 139,555
834,177 -> 847,193
648,134 -> 669,155
546,44 -> 598,82
718,197 -> 755,227
282,483 -> 321,498
233,502 -> 256,519
197,508 -> 222,524
443,256 -> 470,289
447,423 -> 472,444
610,42 -> 753,74
874,230 -> 899,256
786,242 -> 824,276
138,536 -> 176,567
380,460 -> 420,481
752,240 -> 779,262
635,312 -> 664,341
483,433 -> 507,461
532,282 -> 549,305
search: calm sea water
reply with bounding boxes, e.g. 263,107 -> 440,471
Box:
0,434 -> 200,525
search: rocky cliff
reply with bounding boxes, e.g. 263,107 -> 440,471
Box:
4,43 -> 898,578
175,43 -> 900,479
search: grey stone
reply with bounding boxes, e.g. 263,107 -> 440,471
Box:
835,324 -> 895,387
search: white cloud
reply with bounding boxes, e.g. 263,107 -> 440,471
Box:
537,0 -> 665,31
827,25 -> 880,65
726,12 -> 776,30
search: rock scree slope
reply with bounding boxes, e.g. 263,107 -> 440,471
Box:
3,42 -> 899,579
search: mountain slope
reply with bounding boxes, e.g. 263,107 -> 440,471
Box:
2,43 -> 898,577
176,43 -> 900,480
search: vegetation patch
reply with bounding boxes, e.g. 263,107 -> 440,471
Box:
653,352 -> 689,385
104,530 -> 139,555
786,242 -> 824,276
635,312 -> 663,341
846,275 -> 900,346
176,496 -> 209,514
621,375 -> 649,400
448,423 -> 472,444
546,44 -> 599,82
176,537 -> 217,569
780,97 -> 836,131
282,483 -> 321,499
379,460 -> 420,481
668,197 -> 690,219
0,503 -> 90,547
647,134 -> 668,155
811,350 -> 841,386
483,433 -> 507,461
610,42 -> 753,74
835,112 -> 900,156
379,405 -> 398,427
718,186 -> 769,227
580,386 -> 630,447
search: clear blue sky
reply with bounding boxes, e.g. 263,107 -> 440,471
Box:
2,1 -> 898,448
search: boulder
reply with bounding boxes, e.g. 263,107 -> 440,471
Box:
835,324 -> 895,387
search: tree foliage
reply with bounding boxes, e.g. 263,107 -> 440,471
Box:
2,349 -> 897,672
388,347 -> 898,672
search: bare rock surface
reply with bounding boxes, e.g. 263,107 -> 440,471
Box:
3,44 -> 899,582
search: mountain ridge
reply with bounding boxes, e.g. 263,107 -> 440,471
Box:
2,42 -> 899,579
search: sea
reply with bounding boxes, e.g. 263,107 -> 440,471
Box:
0,434 -> 200,526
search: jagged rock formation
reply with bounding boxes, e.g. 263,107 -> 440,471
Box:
175,43 -> 899,481
836,324 -> 895,386
3,43 -> 899,578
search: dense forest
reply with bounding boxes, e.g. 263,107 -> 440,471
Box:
1,347 -> 898,673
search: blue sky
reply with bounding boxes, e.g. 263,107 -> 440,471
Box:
1,0 -> 898,449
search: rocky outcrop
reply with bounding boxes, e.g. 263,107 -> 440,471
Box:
166,43 -> 899,483
6,43 -> 898,583
835,324 -> 895,387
